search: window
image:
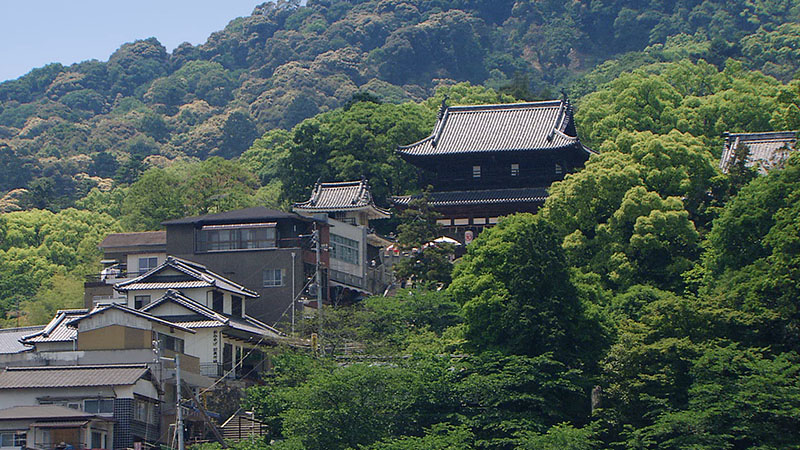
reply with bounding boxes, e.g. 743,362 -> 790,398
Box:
0,432 -> 26,448
472,165 -> 481,178
263,269 -> 283,287
330,234 -> 360,265
197,224 -> 276,252
212,291 -> 223,313
134,399 -> 156,424
138,257 -> 158,275
511,163 -> 519,176
157,333 -> 184,354
232,296 -> 242,317
91,431 -> 107,449
84,399 -> 114,414
555,163 -> 563,175
134,295 -> 151,309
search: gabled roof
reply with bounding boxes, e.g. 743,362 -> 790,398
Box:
0,325 -> 43,354
392,187 -> 549,207
0,364 -> 151,389
99,231 -> 166,249
720,131 -> 797,174
398,100 -> 589,159
142,290 -> 284,340
20,309 -> 88,344
65,303 -> 196,334
162,207 -> 315,226
115,256 -> 258,298
293,179 -> 391,220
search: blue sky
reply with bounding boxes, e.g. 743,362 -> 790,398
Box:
0,1 -> 264,82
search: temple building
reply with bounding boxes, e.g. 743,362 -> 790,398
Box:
719,131 -> 796,175
393,98 -> 592,243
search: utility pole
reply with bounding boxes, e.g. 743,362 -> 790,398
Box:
176,354 -> 184,450
314,227 -> 323,355
291,251 -> 296,335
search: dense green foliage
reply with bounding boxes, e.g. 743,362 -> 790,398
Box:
3,0 -> 800,448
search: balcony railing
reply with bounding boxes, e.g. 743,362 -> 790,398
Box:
329,269 -> 364,288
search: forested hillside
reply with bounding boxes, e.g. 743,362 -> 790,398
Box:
2,0 -> 800,447
2,0 -> 800,210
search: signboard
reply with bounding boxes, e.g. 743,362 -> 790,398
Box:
464,230 -> 474,244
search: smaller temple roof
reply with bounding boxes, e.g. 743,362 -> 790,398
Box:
393,187 -> 549,208
293,180 -> 391,220
398,100 -> 590,160
115,256 -> 258,298
720,131 -> 796,174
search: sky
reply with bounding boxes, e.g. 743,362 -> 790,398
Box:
0,1 -> 265,82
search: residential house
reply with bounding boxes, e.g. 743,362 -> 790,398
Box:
84,231 -> 167,308
0,365 -> 161,449
0,405 -> 114,450
394,98 -> 592,244
720,131 -> 797,174
162,207 -> 330,325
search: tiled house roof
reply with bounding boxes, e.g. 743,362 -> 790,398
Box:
397,100 -> 590,159
0,326 -> 43,354
392,187 -> 550,207
142,290 -> 284,340
66,303 -> 196,334
720,131 -> 797,174
293,180 -> 391,219
115,256 -> 258,298
20,309 -> 88,344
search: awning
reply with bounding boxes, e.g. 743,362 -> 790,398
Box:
201,222 -> 275,230
31,421 -> 89,428
329,280 -> 373,296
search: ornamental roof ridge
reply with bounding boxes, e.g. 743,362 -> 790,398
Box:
397,99 -> 586,159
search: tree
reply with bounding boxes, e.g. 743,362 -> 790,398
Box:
448,213 -> 607,364
393,192 -> 454,288
121,168 -> 185,230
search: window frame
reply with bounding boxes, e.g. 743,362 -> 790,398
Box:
330,234 -> 360,265
263,269 -> 283,287
138,257 -> 158,275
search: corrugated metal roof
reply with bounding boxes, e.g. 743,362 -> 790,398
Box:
161,207 -> 313,226
30,420 -> 91,428
720,131 -> 796,174
99,231 -> 166,249
0,405 -> 97,421
294,180 -> 391,219
398,101 -> 582,158
0,365 -> 149,389
0,325 -> 43,354
393,187 -> 549,207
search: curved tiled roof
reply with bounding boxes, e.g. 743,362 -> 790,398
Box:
398,100 -> 585,158
0,326 -> 43,354
720,131 -> 796,174
293,180 -> 391,219
392,187 -> 549,207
